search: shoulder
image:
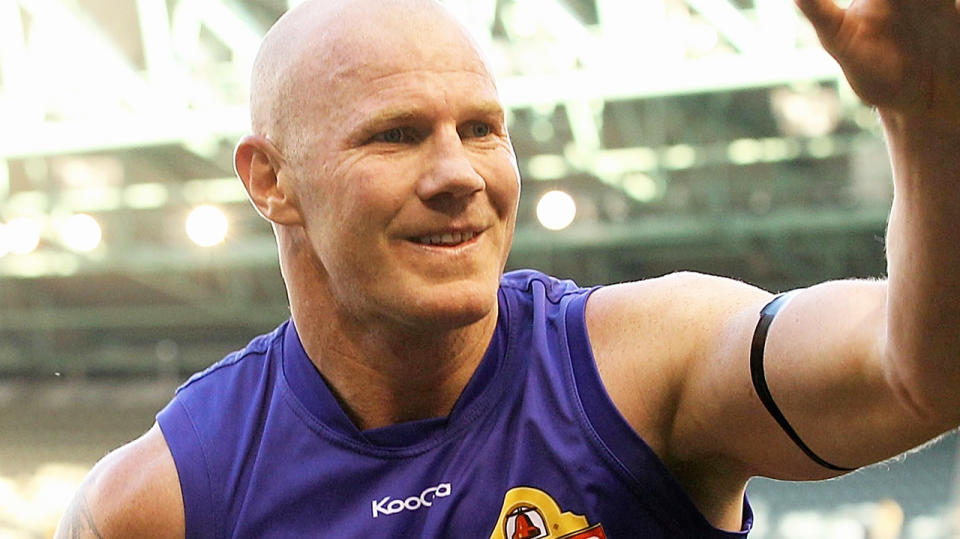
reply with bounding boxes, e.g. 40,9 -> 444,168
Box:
500,269 -> 586,296
55,423 -> 184,539
179,323 -> 286,393
583,272 -> 768,451
585,271 -> 766,357
586,271 -> 766,346
499,269 -> 592,313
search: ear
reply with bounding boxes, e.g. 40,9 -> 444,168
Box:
234,135 -> 304,226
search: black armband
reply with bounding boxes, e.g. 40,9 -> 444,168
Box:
750,291 -> 856,472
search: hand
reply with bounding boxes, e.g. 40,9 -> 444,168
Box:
796,0 -> 960,128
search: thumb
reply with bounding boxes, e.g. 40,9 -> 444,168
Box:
795,0 -> 845,51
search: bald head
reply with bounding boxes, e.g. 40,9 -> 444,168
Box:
249,0 -> 495,161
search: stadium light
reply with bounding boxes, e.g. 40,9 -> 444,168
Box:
60,214 -> 102,252
536,190 -> 577,231
5,217 -> 41,255
186,205 -> 228,247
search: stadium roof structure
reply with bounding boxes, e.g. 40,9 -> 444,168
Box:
0,0 -> 892,375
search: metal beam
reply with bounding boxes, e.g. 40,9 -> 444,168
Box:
498,48 -> 841,107
136,0 -> 182,106
685,0 -> 762,53
0,106 -> 248,158
0,237 -> 279,278
511,206 -> 890,253
0,1 -> 35,124
16,0 -> 154,113
198,0 -> 261,67
0,206 -> 890,279
1,0 -> 846,158
0,302 -> 288,330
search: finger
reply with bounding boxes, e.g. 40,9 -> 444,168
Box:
795,0 -> 845,49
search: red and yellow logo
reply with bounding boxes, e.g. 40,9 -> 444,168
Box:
489,487 -> 606,539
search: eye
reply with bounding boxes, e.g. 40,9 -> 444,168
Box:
467,122 -> 491,138
372,127 -> 416,144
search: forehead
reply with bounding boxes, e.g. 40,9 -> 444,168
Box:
338,70 -> 503,142
305,7 -> 501,121
320,3 -> 494,85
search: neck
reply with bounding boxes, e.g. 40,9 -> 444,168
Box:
276,227 -> 501,430
291,295 -> 498,431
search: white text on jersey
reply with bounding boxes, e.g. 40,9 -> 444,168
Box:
371,482 -> 452,518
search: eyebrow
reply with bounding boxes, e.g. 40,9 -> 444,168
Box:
352,101 -> 505,138
463,101 -> 506,121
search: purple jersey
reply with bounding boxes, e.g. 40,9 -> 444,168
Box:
157,270 -> 752,537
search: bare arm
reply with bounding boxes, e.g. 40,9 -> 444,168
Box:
747,0 -> 960,464
589,0 -> 960,527
55,423 -> 185,539
57,490 -> 105,539
797,0 -> 960,422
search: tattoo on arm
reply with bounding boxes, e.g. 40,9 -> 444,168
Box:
59,491 -> 105,539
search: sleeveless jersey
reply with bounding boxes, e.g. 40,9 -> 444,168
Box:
157,270 -> 752,538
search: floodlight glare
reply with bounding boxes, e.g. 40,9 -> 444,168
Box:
5,217 -> 41,255
61,214 -> 102,252
186,205 -> 228,247
536,190 -> 577,231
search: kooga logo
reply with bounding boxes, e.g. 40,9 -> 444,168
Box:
371,482 -> 452,518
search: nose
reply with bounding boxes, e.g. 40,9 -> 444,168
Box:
416,126 -> 486,202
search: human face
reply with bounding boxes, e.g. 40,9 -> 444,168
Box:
287,16 -> 520,331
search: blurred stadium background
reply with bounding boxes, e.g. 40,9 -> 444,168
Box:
0,0 -> 958,537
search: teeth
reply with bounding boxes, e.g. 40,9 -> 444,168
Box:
416,231 -> 477,246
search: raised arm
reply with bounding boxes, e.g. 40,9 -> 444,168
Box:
780,0 -> 960,438
55,423 -> 184,539
587,0 -> 960,528
797,0 -> 960,420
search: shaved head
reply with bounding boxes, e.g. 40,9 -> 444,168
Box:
236,0 -> 519,337
249,0 -> 495,163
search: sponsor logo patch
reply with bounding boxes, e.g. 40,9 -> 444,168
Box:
371,482 -> 451,518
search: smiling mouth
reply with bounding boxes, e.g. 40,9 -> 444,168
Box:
413,230 -> 480,246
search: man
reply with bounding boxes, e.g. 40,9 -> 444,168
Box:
56,0 -> 959,536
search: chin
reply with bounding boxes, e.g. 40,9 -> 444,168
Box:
395,275 -> 500,330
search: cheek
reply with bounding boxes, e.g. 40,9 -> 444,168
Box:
307,159 -> 376,224
308,170 -> 410,267
346,159 -> 414,219
481,150 -> 521,217
352,178 -> 405,215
